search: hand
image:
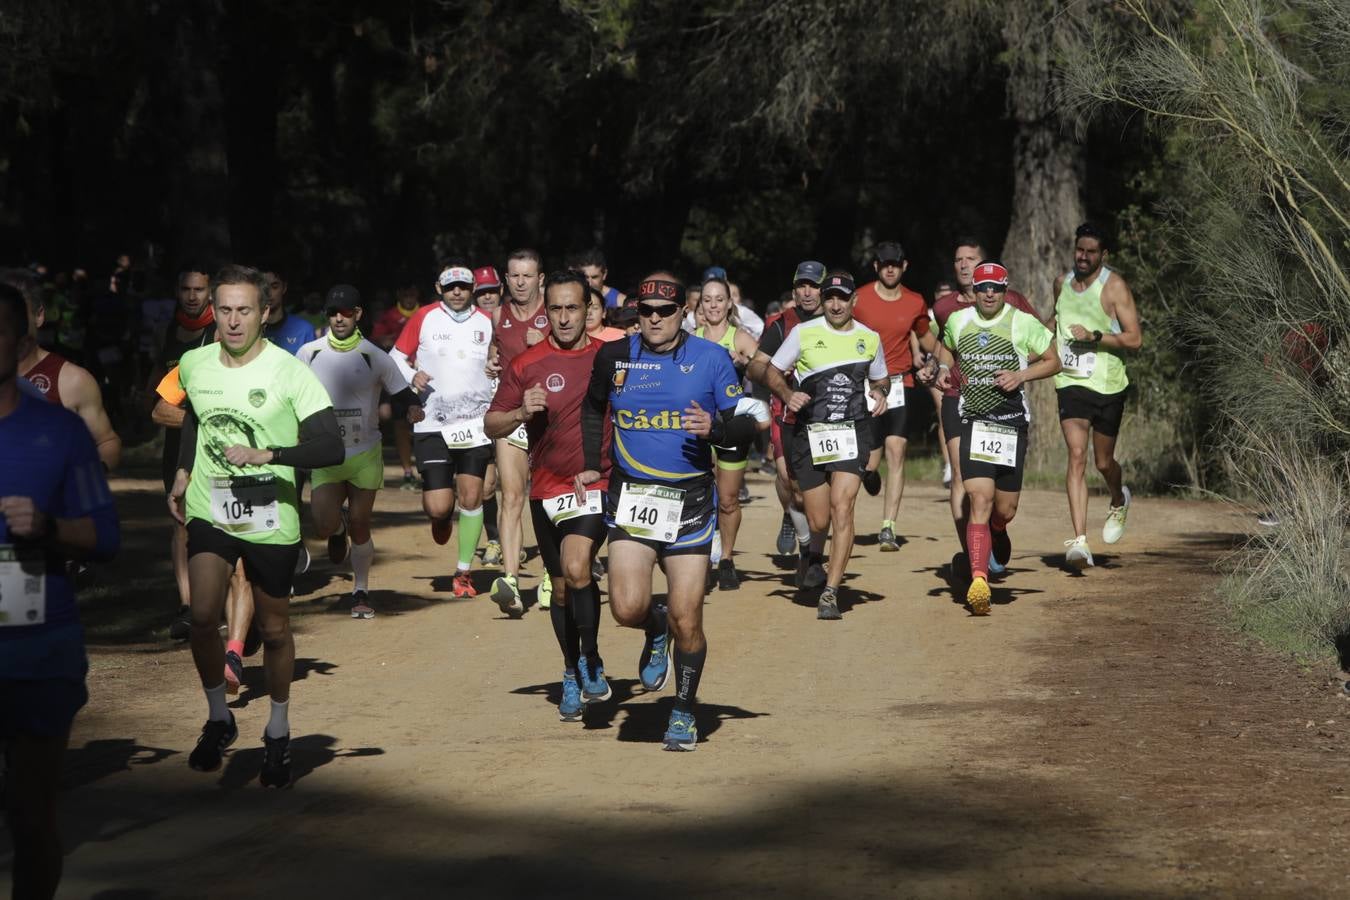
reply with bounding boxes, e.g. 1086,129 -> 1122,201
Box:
993,369 -> 1024,392
484,357 -> 502,379
407,404 -> 425,425
224,445 -> 273,467
682,400 -> 712,437
167,471 -> 189,525
870,390 -> 888,417
525,328 -> 545,347
1068,324 -> 1091,342
917,357 -> 938,385
412,371 -> 433,391
786,391 -> 811,414
573,470 -> 600,504
936,367 -> 952,391
522,383 -> 548,417
0,497 -> 48,540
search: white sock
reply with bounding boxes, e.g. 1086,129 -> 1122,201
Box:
350,538 -> 374,592
788,507 -> 810,543
205,682 -> 229,721
266,699 -> 289,739
710,531 -> 723,564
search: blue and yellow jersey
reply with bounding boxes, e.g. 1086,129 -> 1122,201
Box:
582,332 -> 743,481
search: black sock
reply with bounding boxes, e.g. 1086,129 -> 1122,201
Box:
550,601 -> 579,669
674,645 -> 706,713
483,496 -> 499,542
571,582 -> 600,661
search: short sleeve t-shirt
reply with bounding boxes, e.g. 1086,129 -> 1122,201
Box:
942,303 -> 1053,427
769,318 -> 888,424
852,283 -> 930,386
265,314 -> 318,356
297,336 -> 410,457
179,341 -> 334,544
490,339 -> 612,500
393,304 -> 496,436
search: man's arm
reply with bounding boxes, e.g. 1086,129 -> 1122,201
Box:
60,363 -> 121,469
580,343 -> 617,472
152,397 -> 186,428
1099,275 -> 1142,351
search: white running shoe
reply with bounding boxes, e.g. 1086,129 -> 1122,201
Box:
1064,535 -> 1094,570
1102,486 -> 1131,545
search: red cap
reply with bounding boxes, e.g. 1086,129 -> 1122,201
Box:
472,266 -> 501,293
971,262 -> 1008,286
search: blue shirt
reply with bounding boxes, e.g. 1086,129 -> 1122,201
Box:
0,394 -> 119,680
265,313 -> 318,356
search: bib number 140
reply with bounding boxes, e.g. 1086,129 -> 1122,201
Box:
615,483 -> 685,543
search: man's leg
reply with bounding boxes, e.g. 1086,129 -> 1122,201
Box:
345,484 -> 378,596
188,551 -> 234,695
1092,429 -> 1126,508
947,433 -> 968,550
481,462 -> 501,559
496,440 -> 529,576
1062,418 -> 1092,538
561,531 -> 607,701
661,552 -> 710,750
310,481 -> 344,541
963,477 -> 996,614
394,419 -> 415,481
882,434 -> 908,526
453,473 -> 485,574
250,571 -> 298,788
825,472 -> 863,589
171,521 -> 190,607
5,731 -> 70,900
715,463 -> 744,572
223,561 -> 254,692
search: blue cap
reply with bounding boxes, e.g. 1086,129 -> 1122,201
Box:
702,266 -> 728,281
793,260 -> 826,286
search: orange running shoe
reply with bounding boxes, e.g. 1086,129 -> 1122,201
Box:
452,571 -> 476,598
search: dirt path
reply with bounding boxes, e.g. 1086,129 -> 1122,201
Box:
6,465 -> 1350,898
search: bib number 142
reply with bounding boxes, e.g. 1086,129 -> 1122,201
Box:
968,421 -> 1019,467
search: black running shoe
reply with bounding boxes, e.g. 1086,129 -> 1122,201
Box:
260,732 -> 292,788
717,558 -> 740,591
188,714 -> 238,772
862,469 -> 882,497
169,607 -> 191,642
992,528 -> 1011,567
817,586 -> 842,620
327,524 -> 349,565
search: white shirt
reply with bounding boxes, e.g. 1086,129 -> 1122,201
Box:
389,303 -> 496,437
735,302 -> 765,340
297,336 -> 410,457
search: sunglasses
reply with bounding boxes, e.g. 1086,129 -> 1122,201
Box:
636,302 -> 682,319
973,283 -> 1007,294
326,306 -> 358,317
441,282 -> 473,292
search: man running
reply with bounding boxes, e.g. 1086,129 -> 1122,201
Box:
931,239 -> 1040,576
487,271 -> 612,720
762,272 -> 889,620
391,264 -> 497,604
570,248 -> 627,310
2,268 -> 122,469
852,241 -> 939,550
168,264 -> 343,788
472,266 -> 503,314
485,249 -> 549,613
1050,223 -> 1142,569
298,285 -> 421,618
0,284 -> 120,900
371,284 -> 426,491
262,267 -> 318,355
577,272 -> 756,750
935,262 -> 1059,614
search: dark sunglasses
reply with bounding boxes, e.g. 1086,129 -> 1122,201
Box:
326,306 -> 358,317
973,283 -> 1007,294
637,302 -> 682,319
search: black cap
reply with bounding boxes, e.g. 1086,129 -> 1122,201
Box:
821,272 -> 856,297
325,284 -> 361,309
874,241 -> 905,265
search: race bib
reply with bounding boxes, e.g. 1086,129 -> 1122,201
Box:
543,489 -> 603,524
210,474 -> 279,536
1060,343 -> 1097,379
336,408 -> 364,448
807,422 -> 858,464
507,423 -> 529,450
886,378 -> 906,408
0,545 -> 46,627
442,418 -> 490,450
615,483 -> 685,543
969,421 -> 1019,467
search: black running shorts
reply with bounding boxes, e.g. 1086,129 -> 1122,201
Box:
1056,386 -> 1127,438
186,518 -> 301,599
788,420 -> 875,492
957,418 -> 1029,493
413,432 -> 492,490
529,501 -> 608,579
605,472 -> 717,558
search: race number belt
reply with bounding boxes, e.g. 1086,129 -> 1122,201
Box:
442,418 -> 490,450
336,408 -> 364,448
1060,343 -> 1097,379
507,423 -> 529,450
210,473 -> 280,536
0,545 -> 46,627
968,421 -> 1019,467
615,483 -> 685,543
543,489 -> 603,525
807,422 -> 858,464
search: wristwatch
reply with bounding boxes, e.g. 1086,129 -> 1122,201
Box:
1092,329 -> 1103,343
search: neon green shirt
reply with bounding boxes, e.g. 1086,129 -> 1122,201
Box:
943,303 -> 1053,427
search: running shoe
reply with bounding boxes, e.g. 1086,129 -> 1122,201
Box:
431,516 -> 451,546
1257,511 -> 1280,527
966,576 -> 991,616
451,571 -> 476,599
942,461 -> 953,488
259,732 -> 291,789
188,713 -> 237,772
224,650 -> 244,695
639,628 -> 671,692
717,558 -> 740,591
327,511 -> 349,565
591,557 -> 606,581
817,585 -> 842,620
988,555 -> 1007,577
350,590 -> 374,619
775,512 -> 796,556
578,655 -> 612,703
737,484 -> 751,504
294,543 -> 311,575
663,709 -> 698,752
1064,536 -> 1095,570
992,527 -> 1011,567
481,540 -> 503,567
879,525 -> 900,552
803,556 -> 826,589
400,472 -> 420,491
537,575 -> 553,611
169,606 -> 191,641
1102,486 -> 1132,545
558,671 -> 584,722
490,575 -> 524,618
862,469 -> 882,497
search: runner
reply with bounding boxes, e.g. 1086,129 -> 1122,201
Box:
570,248 -> 627,310
390,265 -> 497,605
934,262 -> 1060,614
168,264 -> 343,787
472,266 -> 503,314
925,278 -> 959,487
0,283 -> 120,900
762,271 -> 889,620
485,249 -> 549,613
262,267 -> 318,355
1051,222 -> 1142,569
694,277 -> 769,591
370,284 -> 426,491
297,285 -> 422,618
586,286 -> 627,342
2,268 -> 122,469
931,239 -> 1040,576
472,266 -> 505,562
577,271 -> 755,750
852,241 -> 940,550
486,271 -> 612,720
746,260 -> 827,586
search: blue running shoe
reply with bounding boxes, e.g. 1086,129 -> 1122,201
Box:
639,629 -> 670,692
558,671 -> 583,722
578,655 -> 612,703
988,555 -> 1006,576
663,708 -> 697,751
